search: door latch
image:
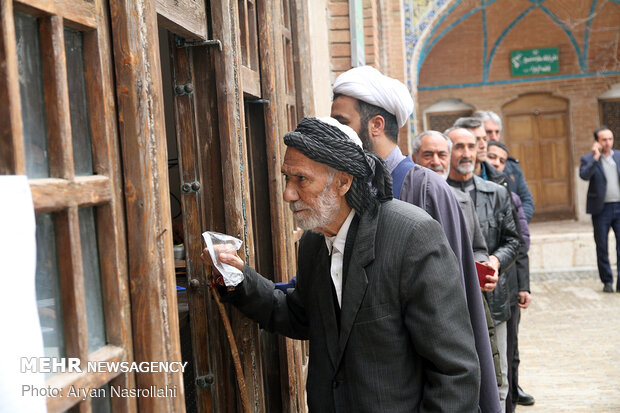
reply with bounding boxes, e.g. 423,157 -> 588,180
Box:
175,83 -> 194,96
181,180 -> 201,193
196,373 -> 215,388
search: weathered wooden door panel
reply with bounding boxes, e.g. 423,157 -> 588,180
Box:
503,93 -> 573,219
168,38 -> 215,412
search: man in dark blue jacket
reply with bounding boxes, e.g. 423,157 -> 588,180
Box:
579,126 -> 620,293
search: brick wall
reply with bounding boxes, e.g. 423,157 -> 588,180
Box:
417,75 -> 620,163
413,0 -> 620,220
415,0 -> 620,165
327,0 -> 406,83
328,0 -> 352,79
327,0 -> 410,146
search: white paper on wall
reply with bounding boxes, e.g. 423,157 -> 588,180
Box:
0,175 -> 46,413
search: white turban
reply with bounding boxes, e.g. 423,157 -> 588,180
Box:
317,116 -> 363,148
333,66 -> 413,128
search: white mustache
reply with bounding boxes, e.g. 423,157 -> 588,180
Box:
289,201 -> 308,212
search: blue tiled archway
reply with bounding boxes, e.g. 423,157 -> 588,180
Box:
404,0 -> 620,132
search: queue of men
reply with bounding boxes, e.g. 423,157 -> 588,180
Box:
201,66 -> 536,413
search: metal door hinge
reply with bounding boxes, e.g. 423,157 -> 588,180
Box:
246,98 -> 270,105
175,35 -> 222,51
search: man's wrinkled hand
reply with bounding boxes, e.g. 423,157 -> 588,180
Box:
479,261 -> 498,292
200,247 -> 245,288
200,248 -> 225,286
488,255 -> 500,273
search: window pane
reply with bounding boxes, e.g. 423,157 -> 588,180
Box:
15,12 -> 49,178
35,213 -> 65,372
79,208 -> 106,352
91,383 -> 111,413
65,27 -> 93,176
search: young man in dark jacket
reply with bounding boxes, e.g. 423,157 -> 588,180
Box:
488,140 -> 534,410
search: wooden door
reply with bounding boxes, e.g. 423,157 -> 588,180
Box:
503,93 -> 573,219
167,36 -> 214,413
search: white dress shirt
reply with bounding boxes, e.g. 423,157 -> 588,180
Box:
324,209 -> 356,308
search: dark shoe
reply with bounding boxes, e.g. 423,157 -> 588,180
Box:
604,283 -> 614,293
517,386 -> 535,406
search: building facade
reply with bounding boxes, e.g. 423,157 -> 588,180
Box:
409,0 -> 620,221
2,0 -> 414,412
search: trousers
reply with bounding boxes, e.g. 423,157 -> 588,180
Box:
592,202 -> 620,287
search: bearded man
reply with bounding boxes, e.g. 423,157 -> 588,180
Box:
331,66 -> 500,413
446,127 -> 521,413
203,117 -> 480,413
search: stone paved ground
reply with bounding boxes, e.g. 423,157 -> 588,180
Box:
517,273 -> 620,412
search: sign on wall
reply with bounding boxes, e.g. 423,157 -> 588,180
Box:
349,0 -> 365,67
510,47 -> 559,76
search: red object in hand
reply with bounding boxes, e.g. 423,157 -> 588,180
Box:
475,262 -> 495,289
209,273 -> 226,288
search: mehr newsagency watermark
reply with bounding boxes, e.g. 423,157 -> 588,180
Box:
20,357 -> 187,400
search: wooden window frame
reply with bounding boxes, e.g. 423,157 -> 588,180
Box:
1,1 -> 135,412
238,0 -> 261,97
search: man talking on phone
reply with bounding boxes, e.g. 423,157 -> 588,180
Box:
580,126 -> 620,293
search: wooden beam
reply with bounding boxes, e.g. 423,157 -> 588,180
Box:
30,176 -> 112,212
254,2 -> 296,411
86,1 -> 136,411
14,0 -> 97,29
192,44 -> 237,413
241,66 -> 262,98
45,345 -> 125,413
169,42 -> 215,411
156,0 -> 207,40
39,15 -> 74,179
291,0 -> 316,118
55,207 -> 89,363
210,0 -> 265,410
0,0 -> 25,174
257,1 -> 310,411
108,0 -> 185,411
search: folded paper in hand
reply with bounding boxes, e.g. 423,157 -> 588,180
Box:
202,231 -> 244,287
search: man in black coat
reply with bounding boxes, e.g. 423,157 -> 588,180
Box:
580,126 -> 620,293
204,117 -> 480,412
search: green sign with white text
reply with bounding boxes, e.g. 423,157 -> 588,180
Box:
510,47 -> 559,76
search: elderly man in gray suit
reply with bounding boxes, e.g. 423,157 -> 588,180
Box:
203,117 -> 480,412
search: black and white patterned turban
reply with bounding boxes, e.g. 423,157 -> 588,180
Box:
283,117 -> 393,215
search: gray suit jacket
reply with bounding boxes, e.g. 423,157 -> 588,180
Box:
224,200 -> 480,412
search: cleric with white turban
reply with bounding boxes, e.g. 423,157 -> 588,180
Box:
331,66 -> 503,413
333,65 -> 413,128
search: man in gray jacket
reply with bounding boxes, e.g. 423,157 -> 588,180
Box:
446,127 -> 521,413
204,117 -> 480,413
